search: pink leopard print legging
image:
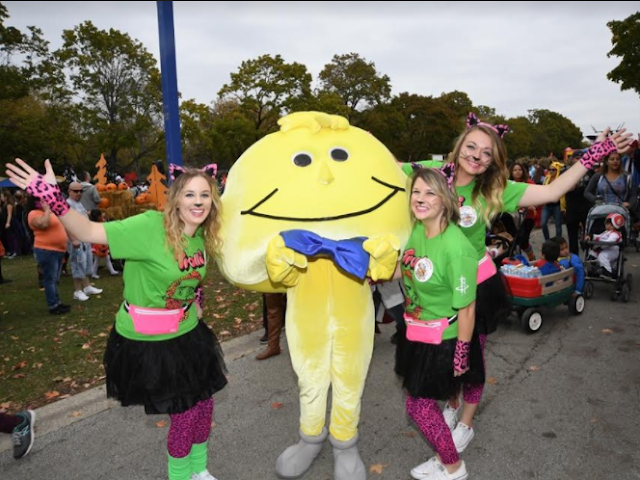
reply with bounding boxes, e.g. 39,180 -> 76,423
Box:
406,396 -> 459,465
462,334 -> 487,404
167,398 -> 214,458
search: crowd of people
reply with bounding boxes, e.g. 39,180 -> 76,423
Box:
2,114 -> 636,480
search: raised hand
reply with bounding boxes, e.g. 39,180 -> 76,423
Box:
5,159 -> 69,216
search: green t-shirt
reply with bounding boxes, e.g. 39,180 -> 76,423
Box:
103,211 -> 206,341
402,161 -> 528,259
401,221 -> 477,340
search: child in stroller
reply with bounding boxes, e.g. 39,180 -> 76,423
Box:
582,205 -> 633,302
585,213 -> 623,278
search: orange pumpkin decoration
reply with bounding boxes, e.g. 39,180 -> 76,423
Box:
99,197 -> 110,208
106,183 -> 117,192
96,184 -> 107,192
118,182 -> 129,191
135,194 -> 148,205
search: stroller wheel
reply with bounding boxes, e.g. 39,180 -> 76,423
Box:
584,281 -> 594,299
621,284 -> 631,303
626,274 -> 633,292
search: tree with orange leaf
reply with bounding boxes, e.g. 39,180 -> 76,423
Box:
94,153 -> 108,186
147,164 -> 167,211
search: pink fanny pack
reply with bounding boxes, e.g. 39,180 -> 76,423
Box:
125,301 -> 188,335
404,313 -> 457,345
477,252 -> 497,284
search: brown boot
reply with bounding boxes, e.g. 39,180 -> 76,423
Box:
256,293 -> 285,360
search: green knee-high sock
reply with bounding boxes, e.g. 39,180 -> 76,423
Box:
168,453 -> 191,480
190,441 -> 209,475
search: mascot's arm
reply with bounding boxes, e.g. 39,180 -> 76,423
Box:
266,235 -> 308,287
363,234 -> 400,281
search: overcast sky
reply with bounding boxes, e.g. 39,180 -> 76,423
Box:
4,1 -> 639,140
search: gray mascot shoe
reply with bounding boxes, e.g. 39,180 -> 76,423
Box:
275,427 -> 328,479
329,433 -> 366,480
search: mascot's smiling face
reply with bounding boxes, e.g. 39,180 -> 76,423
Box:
218,111 -> 411,289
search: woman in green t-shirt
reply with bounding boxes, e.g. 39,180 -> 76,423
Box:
6,159 -> 227,480
395,168 -> 482,480
403,115 -> 633,457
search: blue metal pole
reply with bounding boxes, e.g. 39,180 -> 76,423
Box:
157,1 -> 183,172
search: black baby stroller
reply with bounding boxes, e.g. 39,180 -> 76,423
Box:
486,211 -> 525,266
582,204 -> 633,302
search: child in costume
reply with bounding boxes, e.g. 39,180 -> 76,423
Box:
6,159 -> 227,480
586,213 -> 624,277
89,209 -> 120,277
217,112 -> 411,480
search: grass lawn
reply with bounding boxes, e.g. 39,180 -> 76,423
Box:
0,254 -> 262,413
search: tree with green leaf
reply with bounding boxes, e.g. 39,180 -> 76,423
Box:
318,53 -> 391,122
607,12 -> 640,97
55,21 -> 163,169
218,54 -> 312,136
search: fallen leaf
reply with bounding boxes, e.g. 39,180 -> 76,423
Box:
1,402 -> 12,409
402,431 -> 417,438
219,330 -> 231,336
370,463 -> 389,475
12,360 -> 28,370
97,332 -> 108,337
156,420 -> 167,428
10,335 -> 18,340
58,394 -> 71,399
210,422 -> 216,429
529,365 -> 540,372
601,329 -> 613,334
590,417 -> 598,424
12,373 -> 26,379
70,411 -> 83,418
45,390 -> 60,399
63,377 -> 72,383
81,342 -> 93,350
271,402 -> 284,409
486,377 -> 498,385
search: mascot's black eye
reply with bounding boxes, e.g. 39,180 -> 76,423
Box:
292,152 -> 312,167
330,148 -> 349,162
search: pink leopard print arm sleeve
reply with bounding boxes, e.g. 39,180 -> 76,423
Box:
453,340 -> 471,373
579,139 -> 617,170
26,175 -> 70,217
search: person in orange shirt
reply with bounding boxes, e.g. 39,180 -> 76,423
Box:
27,196 -> 70,314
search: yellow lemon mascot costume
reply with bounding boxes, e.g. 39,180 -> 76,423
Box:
218,112 -> 411,479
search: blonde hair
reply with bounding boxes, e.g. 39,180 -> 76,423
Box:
410,168 -> 460,228
450,125 -> 509,224
163,169 -> 222,262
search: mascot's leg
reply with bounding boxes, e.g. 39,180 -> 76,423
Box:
276,263 -> 332,478
328,278 -> 373,480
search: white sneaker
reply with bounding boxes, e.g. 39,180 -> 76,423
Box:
411,458 -> 468,480
73,290 -> 89,301
84,285 -> 103,295
442,402 -> 460,431
411,457 -> 441,479
191,470 -> 218,480
91,274 -> 100,279
452,422 -> 474,453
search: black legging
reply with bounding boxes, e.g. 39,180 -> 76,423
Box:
516,217 -> 535,251
566,209 -> 589,255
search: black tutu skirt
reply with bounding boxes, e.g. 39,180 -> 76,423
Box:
475,272 -> 511,335
104,320 -> 228,415
395,332 -> 485,400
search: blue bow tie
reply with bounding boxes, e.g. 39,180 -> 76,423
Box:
280,230 -> 369,279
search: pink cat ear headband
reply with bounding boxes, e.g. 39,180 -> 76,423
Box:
168,163 -> 217,181
466,112 -> 509,139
